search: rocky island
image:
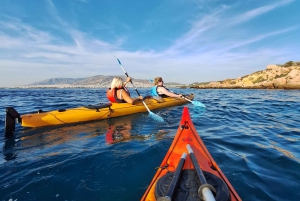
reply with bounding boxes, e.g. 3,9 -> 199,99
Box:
191,61 -> 300,89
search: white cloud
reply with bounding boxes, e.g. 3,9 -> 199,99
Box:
0,0 -> 299,87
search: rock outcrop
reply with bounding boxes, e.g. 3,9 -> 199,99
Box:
191,65 -> 300,89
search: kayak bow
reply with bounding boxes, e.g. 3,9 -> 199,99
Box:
141,106 -> 241,201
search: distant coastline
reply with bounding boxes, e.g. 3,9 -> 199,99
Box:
0,81 -> 184,89
2,61 -> 299,89
0,75 -> 184,89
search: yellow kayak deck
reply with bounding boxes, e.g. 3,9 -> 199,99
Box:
21,94 -> 194,127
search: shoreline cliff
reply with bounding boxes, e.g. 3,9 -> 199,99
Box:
191,62 -> 300,90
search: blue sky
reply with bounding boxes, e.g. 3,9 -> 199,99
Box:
0,0 -> 299,87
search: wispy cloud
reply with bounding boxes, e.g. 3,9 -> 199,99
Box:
0,0 -> 299,86
46,0 -> 71,30
222,26 -> 298,52
229,0 -> 295,25
164,0 -> 296,56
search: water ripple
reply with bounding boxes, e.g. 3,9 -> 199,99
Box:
0,88 -> 300,200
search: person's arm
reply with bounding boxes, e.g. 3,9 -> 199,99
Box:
124,77 -> 131,87
159,87 -> 182,98
122,90 -> 142,104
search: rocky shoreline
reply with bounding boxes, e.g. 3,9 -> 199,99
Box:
190,64 -> 300,90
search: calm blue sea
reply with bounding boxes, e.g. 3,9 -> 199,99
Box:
0,88 -> 299,201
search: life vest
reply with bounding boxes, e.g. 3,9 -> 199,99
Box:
150,86 -> 159,96
150,86 -> 169,98
106,87 -> 130,103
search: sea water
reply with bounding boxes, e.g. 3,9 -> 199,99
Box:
0,88 -> 299,201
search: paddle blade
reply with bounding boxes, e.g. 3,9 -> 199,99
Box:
149,111 -> 164,123
192,101 -> 206,107
115,56 -> 122,65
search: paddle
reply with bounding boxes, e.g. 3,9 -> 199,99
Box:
181,96 -> 206,107
186,144 -> 216,201
148,79 -> 206,107
114,56 -> 164,123
157,153 -> 187,201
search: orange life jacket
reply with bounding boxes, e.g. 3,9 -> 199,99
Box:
106,87 -> 130,103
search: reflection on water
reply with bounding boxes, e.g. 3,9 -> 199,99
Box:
18,121 -> 108,149
2,112 -> 168,162
3,138 -> 17,161
256,142 -> 300,162
105,114 -> 169,144
106,117 -> 132,144
2,115 -> 169,168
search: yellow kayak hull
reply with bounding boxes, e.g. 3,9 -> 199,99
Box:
21,94 -> 194,128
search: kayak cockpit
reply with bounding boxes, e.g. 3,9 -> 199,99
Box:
155,169 -> 230,201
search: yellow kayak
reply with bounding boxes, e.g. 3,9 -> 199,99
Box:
6,94 -> 194,129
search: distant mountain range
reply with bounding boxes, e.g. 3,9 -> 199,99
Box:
29,77 -> 86,85
25,75 -> 184,88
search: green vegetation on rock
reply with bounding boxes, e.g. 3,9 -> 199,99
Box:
190,60 -> 300,89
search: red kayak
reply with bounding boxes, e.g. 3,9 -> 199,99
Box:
141,106 -> 241,201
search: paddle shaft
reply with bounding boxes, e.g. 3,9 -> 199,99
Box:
186,144 -> 207,184
115,57 -> 151,112
181,96 -> 193,103
157,153 -> 187,201
181,96 -> 206,107
187,144 -> 216,201
123,71 -> 141,96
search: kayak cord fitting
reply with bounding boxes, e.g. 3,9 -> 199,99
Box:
5,107 -> 20,137
181,121 -> 189,130
156,164 -> 171,173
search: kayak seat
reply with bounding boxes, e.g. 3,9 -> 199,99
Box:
152,96 -> 165,103
155,169 -> 230,201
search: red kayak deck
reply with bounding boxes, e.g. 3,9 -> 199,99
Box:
141,106 -> 241,201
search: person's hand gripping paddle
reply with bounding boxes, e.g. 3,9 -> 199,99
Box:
114,56 -> 164,123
